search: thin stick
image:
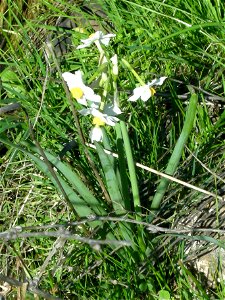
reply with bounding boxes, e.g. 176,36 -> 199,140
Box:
3,216 -> 225,236
86,143 -> 223,200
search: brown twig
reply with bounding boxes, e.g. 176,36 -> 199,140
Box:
0,226 -> 131,247
0,274 -> 62,300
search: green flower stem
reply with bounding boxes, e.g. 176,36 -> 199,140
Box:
119,121 -> 146,253
150,92 -> 198,217
119,121 -> 142,216
102,128 -> 114,166
99,73 -> 110,111
112,74 -> 119,107
121,58 -> 145,85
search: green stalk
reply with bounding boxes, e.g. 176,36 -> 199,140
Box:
119,121 -> 141,216
150,92 -> 198,216
115,124 -> 131,210
121,59 -> 145,85
120,121 -> 146,253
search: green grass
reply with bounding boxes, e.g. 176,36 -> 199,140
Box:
1,0 -> 225,298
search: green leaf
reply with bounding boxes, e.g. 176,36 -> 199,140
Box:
150,92 -> 198,213
95,142 -> 125,214
22,141 -> 106,216
158,290 -> 171,300
115,123 -> 131,210
95,142 -> 135,244
0,137 -> 94,216
0,120 -> 21,133
1,137 -> 106,221
1,68 -> 26,97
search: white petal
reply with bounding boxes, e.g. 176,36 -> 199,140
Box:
74,70 -> 83,79
128,86 -> 143,101
77,31 -> 102,49
128,94 -> 139,102
91,108 -> 104,118
82,86 -> 98,99
62,72 -> 76,89
77,40 -> 92,49
78,85 -> 101,105
89,100 -> 101,109
76,44 -> 89,49
104,104 -> 121,116
104,116 -> 118,126
100,34 -> 116,46
140,87 -> 152,101
90,126 -> 103,142
148,76 -> 167,86
76,31 -> 115,49
91,31 -> 102,41
76,97 -> 88,106
112,105 -> 122,115
105,33 -> 116,38
79,108 -> 93,116
62,71 -> 83,89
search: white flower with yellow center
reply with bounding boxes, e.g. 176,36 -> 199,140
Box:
77,31 -> 116,49
62,71 -> 101,107
79,104 -> 122,142
128,77 -> 167,102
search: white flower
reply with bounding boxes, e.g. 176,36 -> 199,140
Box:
79,104 -> 122,142
79,104 -> 121,126
77,31 -> 116,49
62,71 -> 101,107
128,76 -> 167,102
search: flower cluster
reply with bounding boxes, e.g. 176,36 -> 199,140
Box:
63,31 -> 119,142
62,31 -> 167,142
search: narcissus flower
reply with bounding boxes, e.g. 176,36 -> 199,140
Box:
79,104 -> 122,142
80,104 -> 121,125
128,77 -> 167,102
62,71 -> 101,107
77,31 -> 116,49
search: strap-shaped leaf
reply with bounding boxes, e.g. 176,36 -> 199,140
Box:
95,142 -> 125,214
22,141 -> 106,216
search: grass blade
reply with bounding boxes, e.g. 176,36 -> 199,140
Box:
150,92 -> 198,214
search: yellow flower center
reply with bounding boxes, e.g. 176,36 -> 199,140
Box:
89,33 -> 95,38
150,87 -> 156,96
70,87 -> 83,99
93,116 -> 105,126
